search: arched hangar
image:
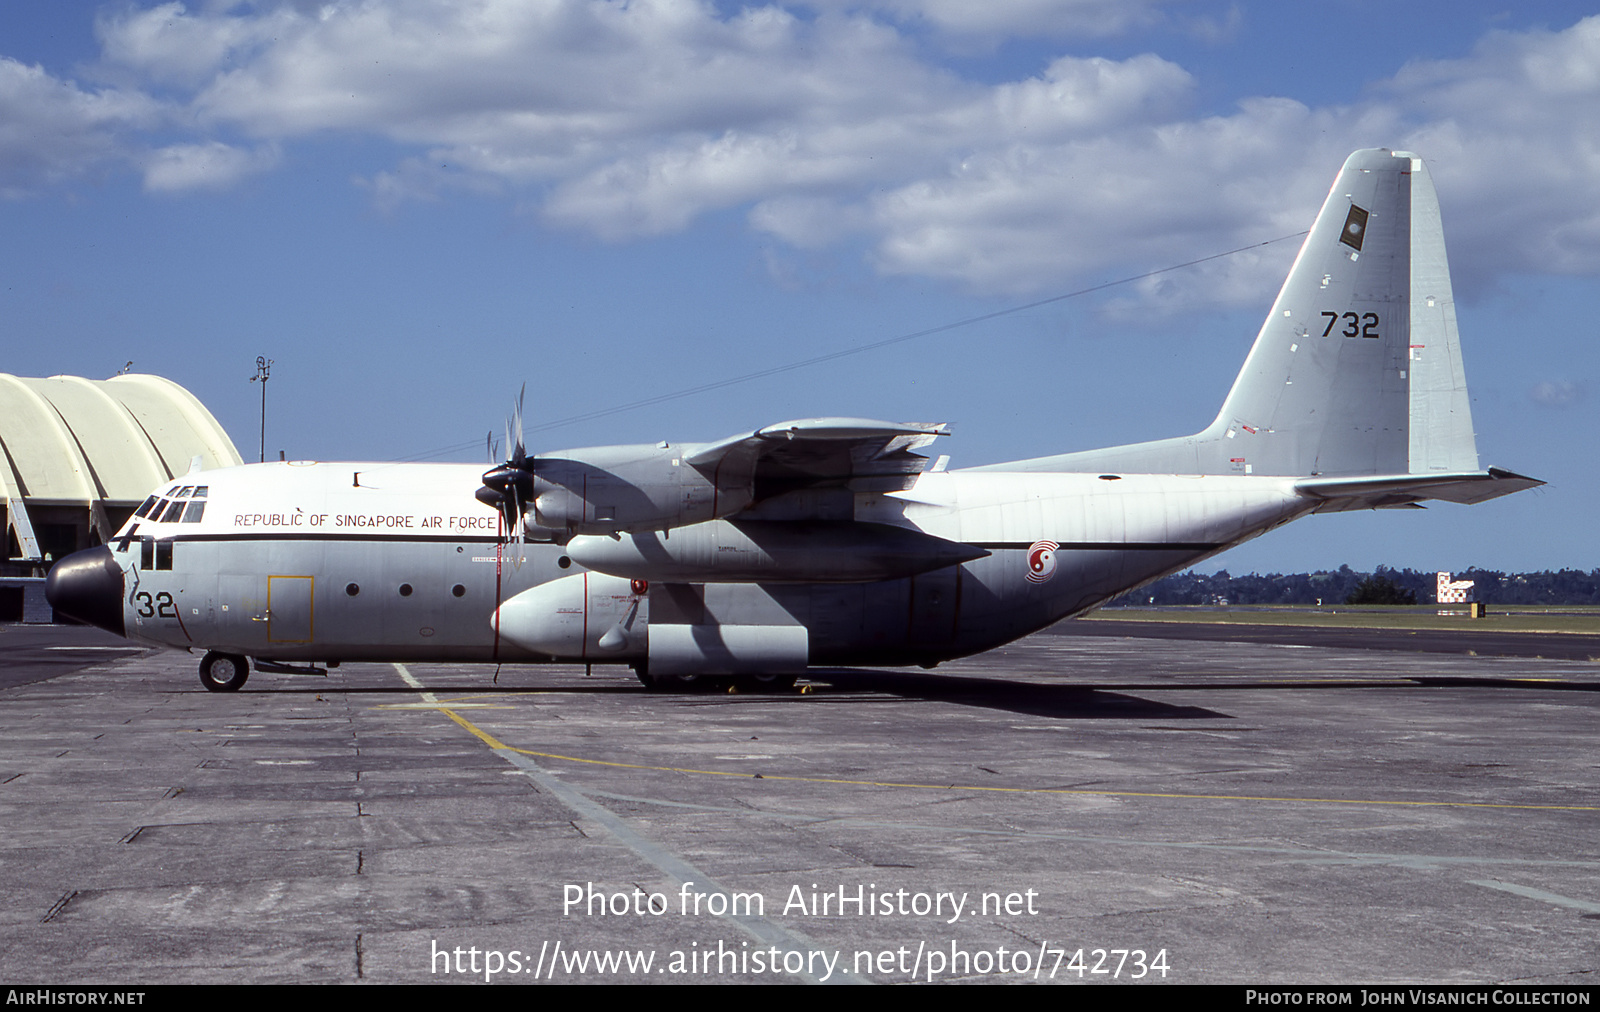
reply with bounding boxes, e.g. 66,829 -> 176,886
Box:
2,373 -> 242,575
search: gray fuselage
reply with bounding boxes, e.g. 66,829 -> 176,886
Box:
91,460 -> 1310,671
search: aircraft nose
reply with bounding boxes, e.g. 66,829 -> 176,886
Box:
44,546 -> 127,637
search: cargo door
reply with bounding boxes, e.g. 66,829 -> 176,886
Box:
268,575 -> 314,644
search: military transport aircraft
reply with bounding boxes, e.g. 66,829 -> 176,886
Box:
46,149 -> 1540,692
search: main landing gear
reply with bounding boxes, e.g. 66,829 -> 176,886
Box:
632,663 -> 797,694
733,672 -> 799,693
199,651 -> 250,692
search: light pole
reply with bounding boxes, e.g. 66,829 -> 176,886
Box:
250,356 -> 273,463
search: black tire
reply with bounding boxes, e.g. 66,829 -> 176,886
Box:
633,662 -> 742,694
199,651 -> 249,692
733,673 -> 798,693
649,672 -> 722,693
634,661 -> 711,693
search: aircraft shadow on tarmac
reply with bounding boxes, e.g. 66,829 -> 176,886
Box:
242,669 -> 1230,720
207,666 -> 1600,718
803,669 -> 1232,720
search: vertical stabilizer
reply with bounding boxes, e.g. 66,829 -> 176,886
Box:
991,149 -> 1482,479
1209,147 -> 1413,476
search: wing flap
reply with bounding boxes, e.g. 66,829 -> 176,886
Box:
686,417 -> 948,501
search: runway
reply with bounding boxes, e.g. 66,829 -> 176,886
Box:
1,623 -> 1596,984
1054,616 -> 1600,662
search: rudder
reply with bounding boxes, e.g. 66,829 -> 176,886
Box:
1402,153 -> 1479,474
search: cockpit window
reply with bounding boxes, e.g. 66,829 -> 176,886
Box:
134,496 -> 159,519
165,487 -> 179,496
192,486 -> 208,498
181,501 -> 206,523
158,499 -> 186,523
178,486 -> 195,498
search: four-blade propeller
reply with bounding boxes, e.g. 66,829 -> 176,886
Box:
475,385 -> 534,543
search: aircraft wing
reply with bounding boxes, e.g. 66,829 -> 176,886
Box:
686,417 -> 948,500
1294,468 -> 1544,512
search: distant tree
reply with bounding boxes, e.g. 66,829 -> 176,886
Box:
1110,567 -> 1600,608
1344,575 -> 1417,606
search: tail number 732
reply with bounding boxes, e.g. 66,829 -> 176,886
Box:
1322,311 -> 1379,338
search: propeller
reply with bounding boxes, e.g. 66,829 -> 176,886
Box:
476,385 -> 535,544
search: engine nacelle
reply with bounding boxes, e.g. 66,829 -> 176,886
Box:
530,444 -> 750,536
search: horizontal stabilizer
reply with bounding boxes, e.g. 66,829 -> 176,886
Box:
1295,468 -> 1543,512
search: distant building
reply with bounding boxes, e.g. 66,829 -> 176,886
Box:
1436,571 -> 1475,604
2,373 -> 241,580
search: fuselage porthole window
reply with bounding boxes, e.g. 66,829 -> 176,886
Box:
346,583 -> 360,597
452,584 -> 466,598
399,584 -> 413,597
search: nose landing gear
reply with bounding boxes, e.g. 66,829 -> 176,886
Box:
199,651 -> 250,692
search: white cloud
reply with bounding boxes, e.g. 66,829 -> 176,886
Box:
0,58 -> 158,197
96,2 -> 292,88
143,140 -> 279,192
856,96 -> 1400,296
1381,18 -> 1600,285
1529,380 -> 1584,407
547,50 -> 1193,240
796,0 -> 1192,46
15,3 -> 1600,304
749,194 -> 871,249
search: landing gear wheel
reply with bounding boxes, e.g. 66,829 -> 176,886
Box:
632,663 -> 740,693
632,664 -> 657,690
199,651 -> 249,692
647,673 -> 719,693
733,673 -> 798,693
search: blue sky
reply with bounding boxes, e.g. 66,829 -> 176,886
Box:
2,1 -> 1596,575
